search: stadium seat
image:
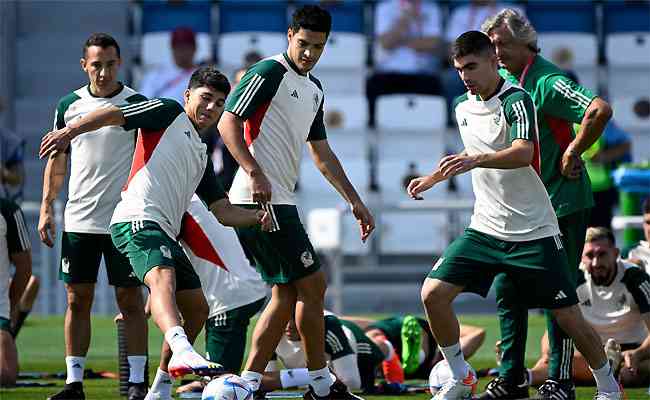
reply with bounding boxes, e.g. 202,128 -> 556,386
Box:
606,33 -> 650,99
311,32 -> 367,94
218,1 -> 288,33
604,1 -> 650,34
376,95 -> 446,130
526,2 -> 595,33
378,211 -> 447,255
538,33 -> 597,67
612,97 -> 650,132
323,94 -> 367,131
296,1 -> 365,33
141,32 -> 213,69
217,32 -> 287,69
377,129 -> 444,161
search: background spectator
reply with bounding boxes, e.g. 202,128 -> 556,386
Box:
139,27 -> 198,104
366,0 -> 444,128
0,99 -> 25,203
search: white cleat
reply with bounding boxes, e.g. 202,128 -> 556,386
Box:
604,338 -> 623,377
168,350 -> 224,378
432,368 -> 477,400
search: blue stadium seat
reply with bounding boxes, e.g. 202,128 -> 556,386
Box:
141,0 -> 212,34
526,1 -> 595,32
295,1 -> 364,33
604,1 -> 650,33
218,1 -> 288,33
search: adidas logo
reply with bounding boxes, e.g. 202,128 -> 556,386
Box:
555,290 -> 568,300
290,90 -> 299,99
72,363 -> 82,369
460,118 -> 468,127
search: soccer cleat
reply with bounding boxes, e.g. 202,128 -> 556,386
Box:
432,368 -> 477,400
47,382 -> 86,400
604,338 -> 623,378
128,382 -> 148,400
303,387 -> 331,400
536,379 -> 576,400
329,379 -> 365,400
168,350 -> 224,378
592,390 -> 623,400
475,377 -> 529,399
400,315 -> 422,375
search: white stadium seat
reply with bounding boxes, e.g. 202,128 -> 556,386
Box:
612,97 -> 650,132
217,32 -> 287,69
606,33 -> 650,99
323,95 -> 367,131
376,95 -> 446,130
538,33 -> 598,67
317,33 -> 366,69
141,32 -> 212,69
378,211 -> 447,255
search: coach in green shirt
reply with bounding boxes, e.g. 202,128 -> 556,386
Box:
479,9 -> 613,400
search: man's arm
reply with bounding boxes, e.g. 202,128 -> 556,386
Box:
565,97 -> 613,157
437,139 -> 534,178
38,153 -> 67,247
8,250 -> 31,326
622,313 -> 650,373
208,198 -> 270,230
307,139 -> 375,242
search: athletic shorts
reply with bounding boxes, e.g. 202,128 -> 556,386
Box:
428,228 -> 578,309
558,208 -> 591,284
0,317 -> 10,332
110,221 -> 201,291
59,232 -> 140,287
234,205 -> 321,284
205,297 -> 266,373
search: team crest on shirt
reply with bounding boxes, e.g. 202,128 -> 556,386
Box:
300,251 -> 314,268
313,93 -> 320,112
160,245 -> 172,259
184,130 -> 191,138
493,112 -> 502,125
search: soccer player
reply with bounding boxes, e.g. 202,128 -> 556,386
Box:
39,66 -> 271,390
261,313 -> 382,395
407,31 -> 621,400
148,194 -> 269,399
528,227 -> 650,388
480,10 -> 613,399
39,33 -> 149,400
0,198 -> 31,386
217,5 -> 375,399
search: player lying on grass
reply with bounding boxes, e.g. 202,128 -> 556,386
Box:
346,315 -> 485,384
148,194 -> 268,399
524,227 -> 650,388
39,66 -> 272,382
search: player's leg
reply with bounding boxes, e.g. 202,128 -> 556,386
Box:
458,324 -> 486,359
11,275 -> 40,338
0,320 -> 17,386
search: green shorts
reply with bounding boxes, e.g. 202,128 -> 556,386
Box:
558,208 -> 591,284
59,232 -> 140,287
205,297 -> 266,373
0,317 -> 10,332
110,221 -> 201,291
234,205 -> 321,284
428,228 -> 578,309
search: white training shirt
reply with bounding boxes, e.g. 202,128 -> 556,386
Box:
53,85 -> 146,234
179,195 -> 267,318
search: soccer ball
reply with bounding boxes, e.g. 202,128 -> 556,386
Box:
428,360 -> 477,395
202,374 -> 254,400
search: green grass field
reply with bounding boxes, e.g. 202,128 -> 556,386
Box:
1,315 -> 646,399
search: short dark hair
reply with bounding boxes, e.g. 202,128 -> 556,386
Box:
83,33 -> 120,58
451,30 -> 495,60
643,197 -> 650,214
290,5 -> 332,36
188,66 -> 231,95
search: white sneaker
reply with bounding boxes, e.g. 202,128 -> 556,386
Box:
604,338 -> 623,377
593,390 -> 623,400
432,368 -> 477,400
168,350 -> 224,378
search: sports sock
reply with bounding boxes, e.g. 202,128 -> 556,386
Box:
439,342 -> 468,380
280,368 -> 311,388
309,366 -> 333,397
241,370 -> 263,392
164,326 -> 193,354
590,361 -> 620,393
150,368 -> 173,397
127,355 -> 147,383
65,356 -> 86,384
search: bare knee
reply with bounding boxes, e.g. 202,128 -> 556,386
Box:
550,305 -> 581,331
421,278 -> 455,309
116,287 -> 145,317
294,271 -> 326,305
66,284 -> 94,314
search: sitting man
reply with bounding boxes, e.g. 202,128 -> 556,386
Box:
626,197 -> 650,276
528,227 -> 650,387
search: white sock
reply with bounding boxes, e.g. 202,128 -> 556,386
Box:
439,343 -> 468,380
309,367 -> 333,397
164,326 -> 193,354
526,368 -> 533,385
241,370 -> 263,392
280,368 -> 310,388
65,356 -> 86,384
150,368 -> 173,397
590,361 -> 619,393
127,355 -> 147,383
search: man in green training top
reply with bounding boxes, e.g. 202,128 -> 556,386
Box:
479,9 -> 613,400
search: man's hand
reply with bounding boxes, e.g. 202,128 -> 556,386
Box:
38,204 -> 56,247
351,201 -> 375,243
407,175 -> 437,200
439,154 -> 477,177
560,147 -> 583,179
250,170 -> 272,204
255,210 -> 273,232
39,127 -> 72,159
